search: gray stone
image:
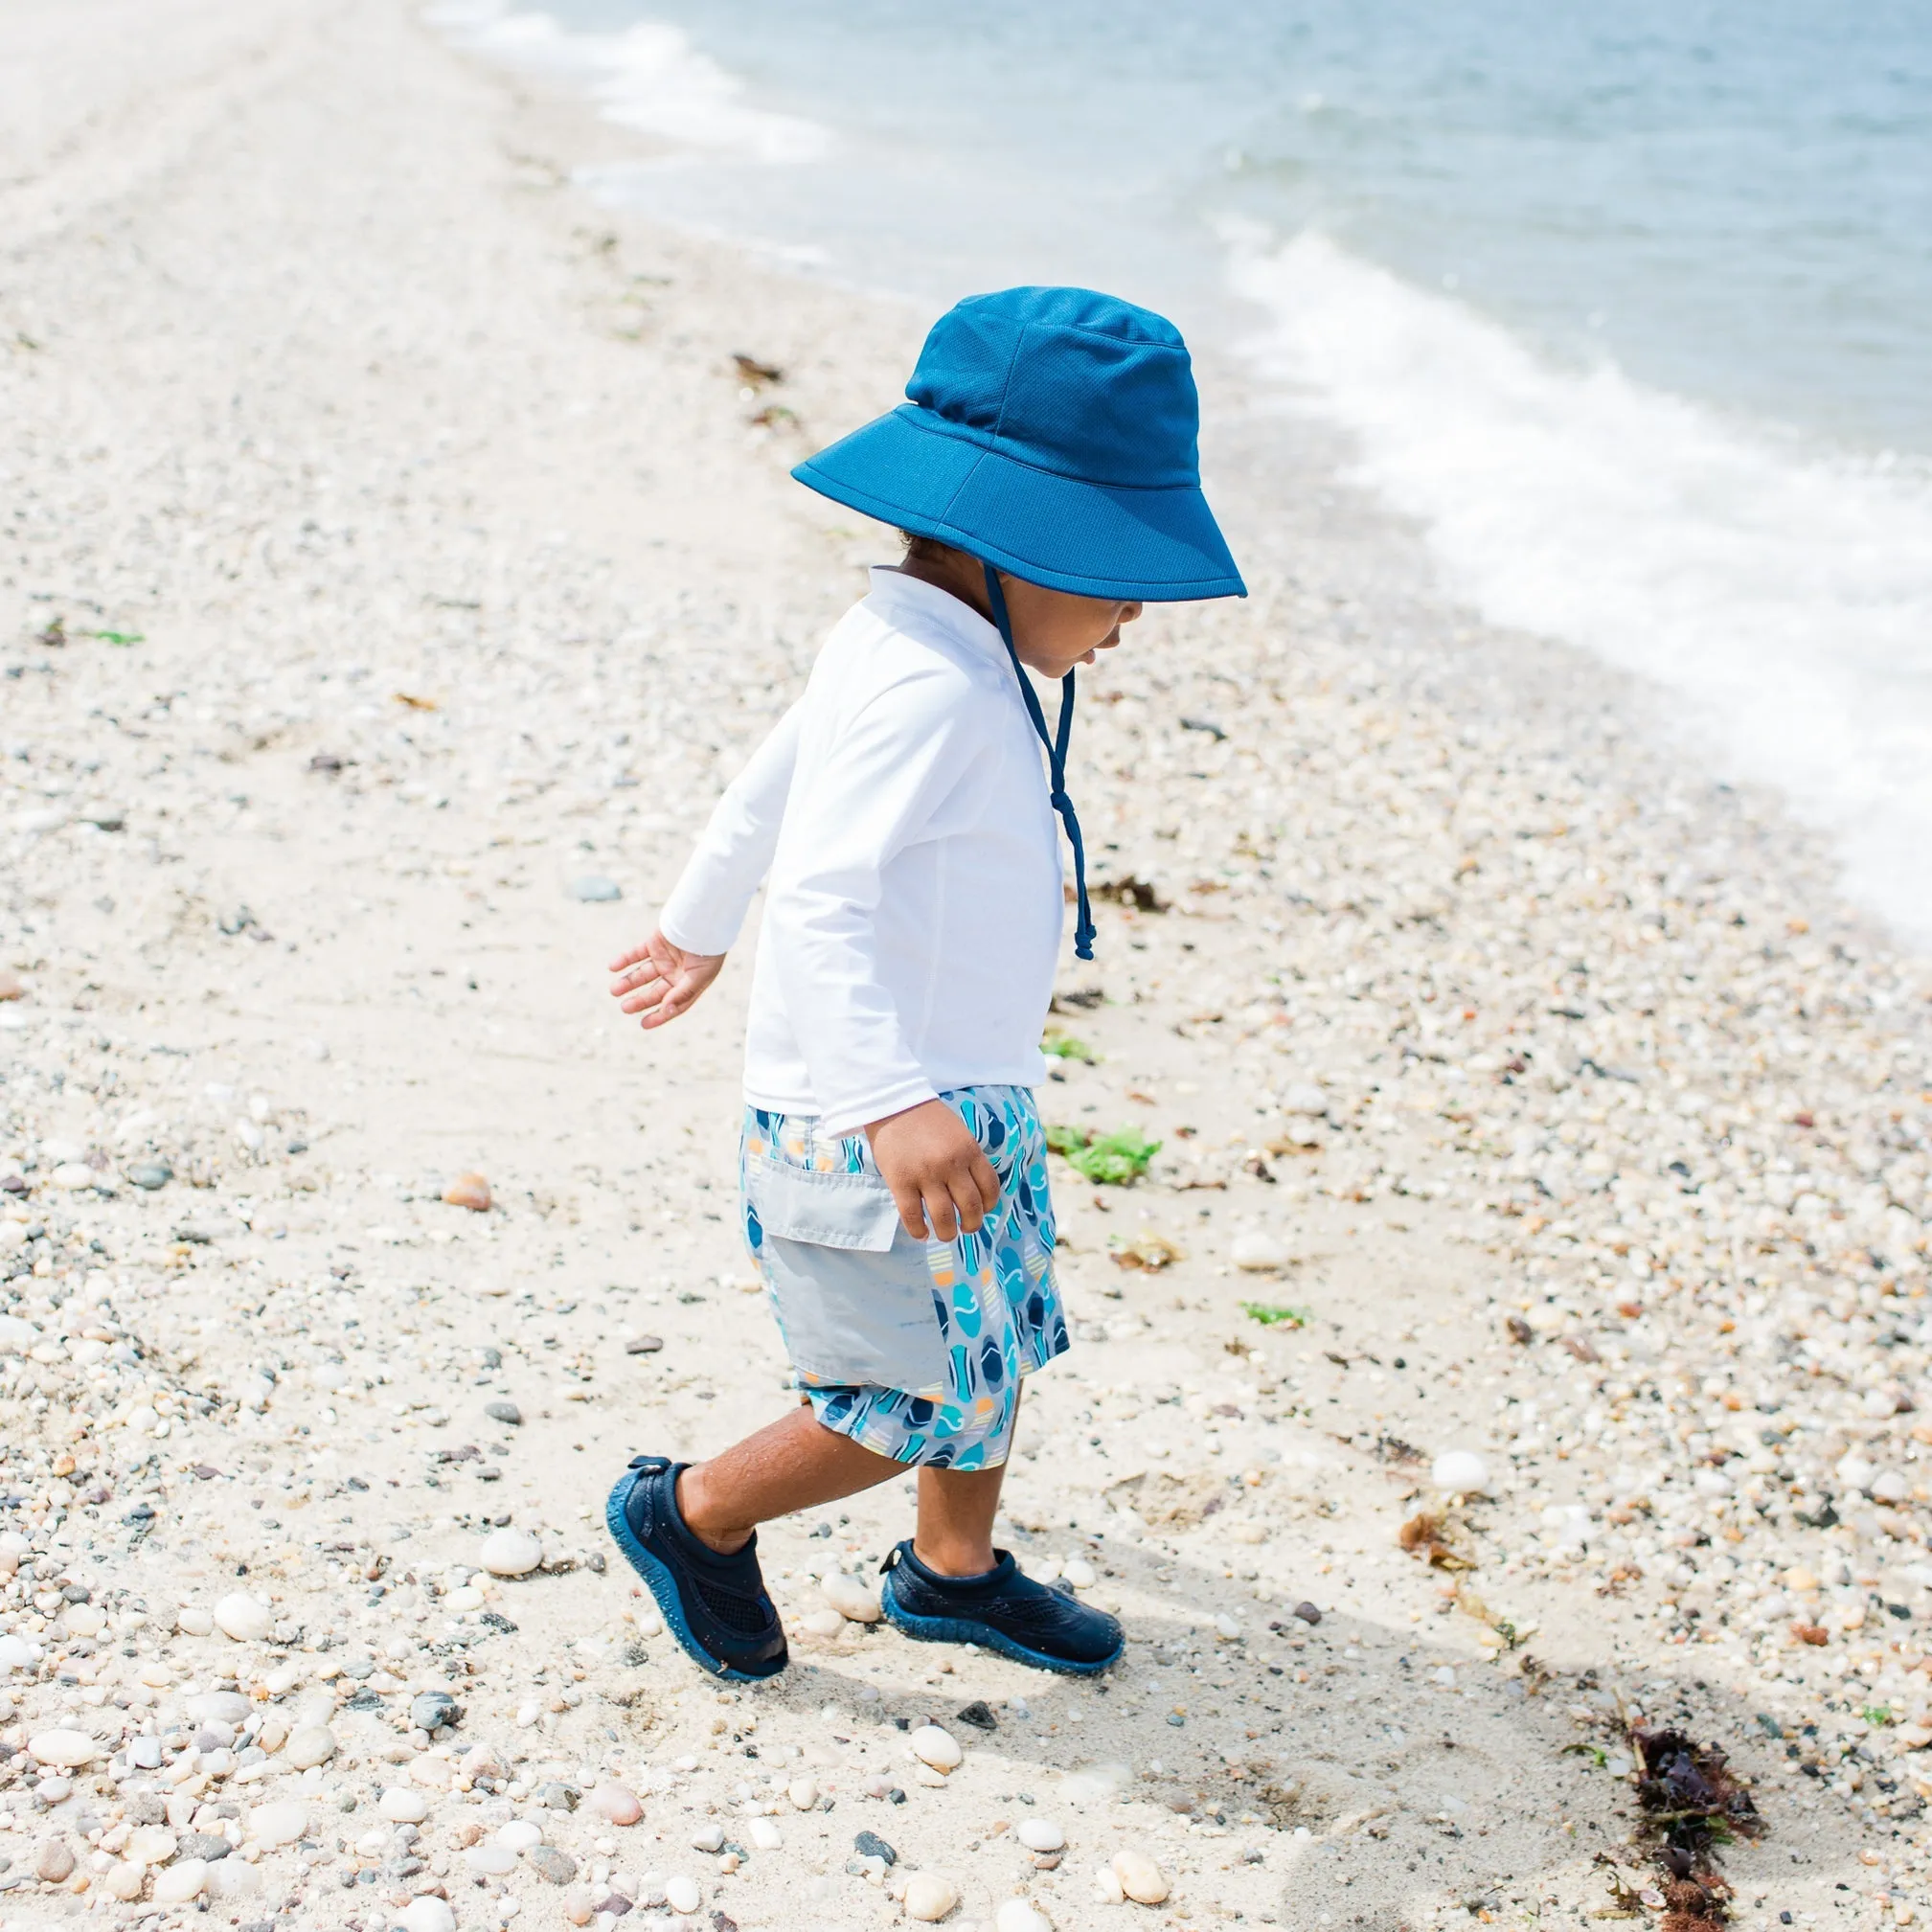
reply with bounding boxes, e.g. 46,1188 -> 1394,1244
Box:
852,1830 -> 897,1867
484,1400 -> 521,1426
527,1846 -> 578,1885
127,1163 -> 172,1191
568,876 -> 621,902
410,1692 -> 458,1734
532,1781 -> 578,1812
624,1335 -> 663,1356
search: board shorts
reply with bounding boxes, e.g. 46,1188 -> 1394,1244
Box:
739,1084 -> 1068,1470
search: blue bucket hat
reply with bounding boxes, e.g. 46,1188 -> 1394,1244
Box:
792,285 -> 1245,963
792,284 -> 1245,602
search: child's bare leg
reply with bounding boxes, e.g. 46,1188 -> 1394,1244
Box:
678,1406 -> 900,1556
913,1463 -> 1007,1576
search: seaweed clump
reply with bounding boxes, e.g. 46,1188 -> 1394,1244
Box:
1627,1726 -> 1764,1932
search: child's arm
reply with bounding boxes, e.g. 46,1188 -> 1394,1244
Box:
608,700 -> 801,1030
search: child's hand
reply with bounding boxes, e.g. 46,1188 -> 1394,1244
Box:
867,1100 -> 1000,1243
608,932 -> 726,1031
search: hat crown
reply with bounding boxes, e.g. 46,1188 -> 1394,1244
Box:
903,286 -> 1201,492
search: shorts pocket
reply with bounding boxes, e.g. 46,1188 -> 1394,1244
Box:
743,1158 -> 949,1394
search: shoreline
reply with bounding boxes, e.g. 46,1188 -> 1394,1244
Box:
1,3 -> 1929,1930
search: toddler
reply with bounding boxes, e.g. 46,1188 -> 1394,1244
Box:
603,284 -> 1243,1680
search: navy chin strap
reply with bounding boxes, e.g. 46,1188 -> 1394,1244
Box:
983,562 -> 1097,963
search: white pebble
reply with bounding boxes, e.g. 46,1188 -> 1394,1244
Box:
401,1898 -> 457,1932
691,1823 -> 725,1852
378,1788 -> 431,1824
152,1858 -> 210,1904
822,1570 -> 883,1623
1016,1819 -> 1065,1852
787,1776 -> 819,1809
283,1724 -> 336,1770
910,1724 -> 963,1772
466,1846 -> 519,1876
1111,1848 -> 1171,1904
28,1729 -> 97,1768
748,1818 -> 783,1850
497,1820 -> 543,1852
1061,1557 -> 1097,1589
480,1527 -> 543,1577
665,1875 -> 702,1914
798,1607 -> 845,1639
213,1591 -> 274,1643
905,1873 -> 960,1921
1431,1449 -> 1489,1494
125,1826 -> 178,1866
248,1800 -> 307,1848
996,1900 -> 1054,1932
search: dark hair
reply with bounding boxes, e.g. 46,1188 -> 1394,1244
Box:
899,530 -> 962,566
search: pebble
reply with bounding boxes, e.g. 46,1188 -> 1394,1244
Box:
206,1861 -> 261,1902
787,1776 -> 820,1809
749,1818 -> 784,1850
127,1162 -> 172,1190
379,1787 -> 432,1824
28,1729 -> 97,1768
625,1334 -> 665,1355
412,1690 -> 459,1731
691,1823 -> 726,1852
909,1725 -> 963,1773
284,1723 -> 337,1769
185,1690 -> 251,1725
248,1800 -> 307,1848
853,1830 -> 896,1864
125,1826 -> 178,1865
822,1569 -> 883,1623
34,1839 -> 76,1882
1061,1557 -> 1097,1589
587,1781 -> 643,1826
0,1634 -> 34,1671
905,1873 -> 960,1921
443,1172 -> 492,1212
664,1874 -> 702,1914
562,1885 -> 599,1927
105,1861 -> 147,1901
570,875 -> 622,901
497,1820 -> 544,1852
528,1846 -> 579,1884
1111,1849 -> 1171,1905
213,1590 -> 274,1642
799,1607 -> 845,1639
481,1525 -> 543,1575
1016,1820 -> 1065,1853
1431,1449 -> 1489,1494
1232,1229 -> 1291,1272
466,1845 -> 520,1876
153,1858 -> 210,1904
485,1399 -> 524,1426
401,1899 -> 457,1932
996,1901 -> 1054,1932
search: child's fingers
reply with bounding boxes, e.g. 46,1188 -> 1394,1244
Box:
606,941 -> 657,973
921,1177 -> 961,1244
970,1148 -> 1000,1215
889,1182 -> 930,1242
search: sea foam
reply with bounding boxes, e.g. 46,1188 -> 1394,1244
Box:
1231,228 -> 1932,945
424,1 -> 830,166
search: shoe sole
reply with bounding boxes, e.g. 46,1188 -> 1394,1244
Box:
602,1471 -> 787,1685
879,1569 -> 1122,1677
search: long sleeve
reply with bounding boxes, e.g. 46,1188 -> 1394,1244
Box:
765,667 -> 982,1139
657,700 -> 803,955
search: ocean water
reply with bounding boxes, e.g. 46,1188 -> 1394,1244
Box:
431,0 -> 1932,944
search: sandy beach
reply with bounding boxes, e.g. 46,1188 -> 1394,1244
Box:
3,4 -> 1931,1930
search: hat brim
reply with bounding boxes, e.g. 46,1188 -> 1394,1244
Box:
791,407 -> 1246,602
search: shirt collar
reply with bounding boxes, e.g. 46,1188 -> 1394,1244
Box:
866,564 -> 1005,662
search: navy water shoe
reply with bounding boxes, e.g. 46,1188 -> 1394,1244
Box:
878,1539 -> 1123,1675
604,1455 -> 787,1683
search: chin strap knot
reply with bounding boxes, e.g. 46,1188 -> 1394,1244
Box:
984,563 -> 1097,963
